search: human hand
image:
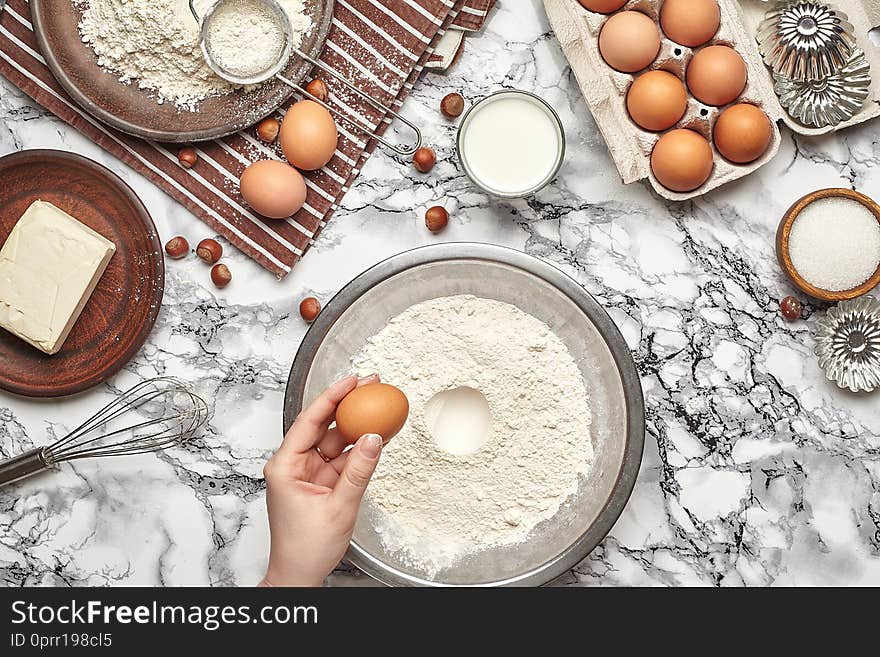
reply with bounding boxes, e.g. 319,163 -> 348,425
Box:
259,374 -> 383,587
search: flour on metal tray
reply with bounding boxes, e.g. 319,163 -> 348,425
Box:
76,0 -> 312,110
352,295 -> 594,577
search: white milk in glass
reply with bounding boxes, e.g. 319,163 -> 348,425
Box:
458,91 -> 564,197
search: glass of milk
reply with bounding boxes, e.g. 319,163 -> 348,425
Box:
456,90 -> 565,198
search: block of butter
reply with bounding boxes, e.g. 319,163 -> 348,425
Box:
0,200 -> 116,355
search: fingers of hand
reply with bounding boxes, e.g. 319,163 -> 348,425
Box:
311,461 -> 342,488
281,375 -> 359,454
263,455 -> 313,487
319,375 -> 379,431
315,427 -> 351,461
331,434 -> 383,508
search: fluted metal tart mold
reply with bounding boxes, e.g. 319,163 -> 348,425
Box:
773,46 -> 871,127
815,295 -> 880,392
757,1 -> 856,82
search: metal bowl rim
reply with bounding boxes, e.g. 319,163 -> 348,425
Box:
283,243 -> 645,586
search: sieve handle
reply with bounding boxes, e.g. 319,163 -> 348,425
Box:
191,0 -> 421,155
0,448 -> 50,487
279,49 -> 423,157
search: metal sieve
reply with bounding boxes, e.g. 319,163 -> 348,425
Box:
189,0 -> 421,155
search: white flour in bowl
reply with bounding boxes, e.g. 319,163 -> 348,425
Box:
352,295 -> 593,576
76,0 -> 312,110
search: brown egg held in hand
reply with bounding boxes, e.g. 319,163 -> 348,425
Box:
660,0 -> 720,48
336,383 -> 409,444
240,160 -> 307,218
651,129 -> 714,192
599,11 -> 660,73
713,103 -> 772,164
686,45 -> 747,106
577,0 -> 627,13
280,100 -> 338,171
626,71 -> 688,132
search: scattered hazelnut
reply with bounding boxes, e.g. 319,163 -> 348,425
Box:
164,236 -> 189,259
256,117 -> 280,143
304,78 -> 329,103
780,295 -> 802,322
178,146 -> 198,169
196,238 -> 223,264
413,147 -> 436,173
440,93 -> 465,118
425,206 -> 449,233
211,263 -> 232,288
299,297 -> 321,322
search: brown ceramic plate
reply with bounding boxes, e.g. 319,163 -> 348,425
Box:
30,0 -> 333,143
0,150 -> 164,398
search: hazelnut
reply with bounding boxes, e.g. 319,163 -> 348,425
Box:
304,78 -> 329,102
178,146 -> 198,169
425,206 -> 449,233
299,297 -> 321,322
196,238 -> 223,264
413,147 -> 436,173
780,295 -> 802,322
211,263 -> 232,288
440,93 -> 465,118
164,236 -> 189,259
256,117 -> 280,143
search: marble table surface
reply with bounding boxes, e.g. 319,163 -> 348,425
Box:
2,0 -> 880,587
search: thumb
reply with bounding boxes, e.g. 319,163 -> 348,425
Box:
332,434 -> 383,509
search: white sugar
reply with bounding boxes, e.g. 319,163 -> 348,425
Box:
788,196 -> 880,291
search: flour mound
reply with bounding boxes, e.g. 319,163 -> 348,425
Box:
76,0 -> 312,110
353,295 -> 594,576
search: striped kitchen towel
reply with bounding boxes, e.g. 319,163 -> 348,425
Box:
0,0 -> 494,278
451,0 -> 495,31
426,0 -> 495,69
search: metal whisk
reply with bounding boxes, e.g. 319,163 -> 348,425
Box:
0,378 -> 209,487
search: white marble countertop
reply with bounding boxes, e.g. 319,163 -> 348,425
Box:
2,0 -> 880,587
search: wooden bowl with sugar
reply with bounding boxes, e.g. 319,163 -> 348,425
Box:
776,188 -> 880,302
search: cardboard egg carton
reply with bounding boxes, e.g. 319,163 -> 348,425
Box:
543,0 -> 880,200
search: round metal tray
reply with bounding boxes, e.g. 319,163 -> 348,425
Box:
30,0 -> 333,142
283,243 -> 644,586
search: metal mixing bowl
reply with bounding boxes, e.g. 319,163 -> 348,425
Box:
283,244 -> 645,586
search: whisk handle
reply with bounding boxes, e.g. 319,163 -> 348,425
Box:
0,448 -> 49,487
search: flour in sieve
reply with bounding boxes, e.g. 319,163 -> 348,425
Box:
76,0 -> 312,110
352,295 -> 593,576
206,0 -> 286,79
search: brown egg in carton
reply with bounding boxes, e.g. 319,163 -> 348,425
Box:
544,0 -> 880,200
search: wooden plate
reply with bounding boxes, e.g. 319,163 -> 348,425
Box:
776,188 -> 880,302
0,150 -> 164,397
30,0 -> 333,143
